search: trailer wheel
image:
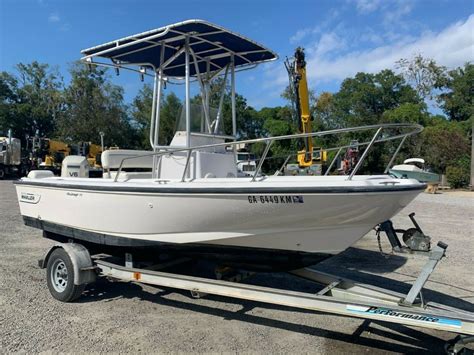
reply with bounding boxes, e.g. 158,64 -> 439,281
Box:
46,248 -> 85,302
0,167 -> 4,179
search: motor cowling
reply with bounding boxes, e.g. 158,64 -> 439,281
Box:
61,155 -> 89,178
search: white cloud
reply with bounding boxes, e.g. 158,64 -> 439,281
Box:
352,0 -> 413,20
268,15 -> 474,91
359,28 -> 384,45
290,8 -> 341,44
307,32 -> 347,57
350,0 -> 415,32
383,1 -> 414,28
353,0 -> 382,14
47,11 -> 70,31
48,12 -> 60,23
311,15 -> 473,82
290,28 -> 314,44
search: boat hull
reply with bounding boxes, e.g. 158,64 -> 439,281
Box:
15,176 -> 424,270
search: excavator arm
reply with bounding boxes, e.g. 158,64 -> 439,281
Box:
286,47 -> 314,168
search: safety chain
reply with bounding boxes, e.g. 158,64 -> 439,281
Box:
374,226 -> 391,259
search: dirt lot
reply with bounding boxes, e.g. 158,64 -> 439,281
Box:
0,180 -> 473,353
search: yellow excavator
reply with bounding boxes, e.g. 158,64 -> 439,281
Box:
26,137 -> 71,174
28,136 -> 103,175
69,142 -> 103,169
285,47 -> 327,174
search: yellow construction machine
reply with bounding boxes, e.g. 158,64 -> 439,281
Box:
28,137 -> 103,175
27,137 -> 71,173
284,47 -> 327,175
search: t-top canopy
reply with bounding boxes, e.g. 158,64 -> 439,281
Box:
81,19 -> 278,78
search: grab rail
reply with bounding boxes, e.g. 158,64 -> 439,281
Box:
113,123 -> 423,182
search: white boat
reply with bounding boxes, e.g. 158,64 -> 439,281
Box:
390,158 -> 440,183
14,20 -> 425,270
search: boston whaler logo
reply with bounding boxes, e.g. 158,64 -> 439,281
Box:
248,195 -> 304,204
20,192 -> 41,204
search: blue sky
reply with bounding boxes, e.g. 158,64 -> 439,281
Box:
1,0 -> 473,109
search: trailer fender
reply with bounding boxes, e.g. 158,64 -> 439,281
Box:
39,243 -> 96,285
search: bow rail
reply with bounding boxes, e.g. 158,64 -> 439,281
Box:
113,123 -> 423,182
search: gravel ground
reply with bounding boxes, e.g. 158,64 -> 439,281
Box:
0,180 -> 473,354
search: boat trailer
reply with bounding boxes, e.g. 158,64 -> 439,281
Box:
38,217 -> 473,354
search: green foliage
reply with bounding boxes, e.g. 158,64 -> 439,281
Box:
333,70 -> 422,126
418,120 -> 470,173
0,57 -> 471,179
131,84 -> 181,148
281,84 -> 317,129
379,103 -> 429,169
0,72 -> 18,135
159,92 -> 182,145
382,103 -> 428,124
328,70 -> 424,173
189,77 -> 263,140
437,63 -> 474,121
314,92 -> 337,128
446,158 -> 470,188
255,106 -> 297,172
56,62 -> 132,147
0,62 -> 63,144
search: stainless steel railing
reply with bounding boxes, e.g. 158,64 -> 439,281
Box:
113,123 -> 423,182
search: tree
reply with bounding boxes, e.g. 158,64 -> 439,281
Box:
159,92 -> 182,145
381,103 -> 430,165
437,63 -> 473,121
191,77 -> 263,140
0,72 -> 18,136
131,85 -> 182,148
0,62 -> 63,144
418,120 -> 470,173
396,55 -> 447,100
328,70 -> 424,172
130,84 -> 153,148
281,85 -> 317,130
333,70 -> 423,126
314,92 -> 337,128
256,106 -> 298,172
58,62 -> 133,147
382,103 -> 428,124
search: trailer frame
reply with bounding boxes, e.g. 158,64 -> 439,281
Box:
39,239 -> 474,354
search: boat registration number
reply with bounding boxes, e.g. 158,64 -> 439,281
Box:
247,195 -> 304,204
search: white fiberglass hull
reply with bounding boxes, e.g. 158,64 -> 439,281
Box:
15,175 -> 424,258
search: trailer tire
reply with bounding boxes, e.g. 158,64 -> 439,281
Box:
0,167 -> 4,179
46,248 -> 85,302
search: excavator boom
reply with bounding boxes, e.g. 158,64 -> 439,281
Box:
286,47 -> 314,167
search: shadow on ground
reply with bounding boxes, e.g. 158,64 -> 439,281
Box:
79,279 -> 452,353
72,247 -> 474,354
318,248 -> 474,311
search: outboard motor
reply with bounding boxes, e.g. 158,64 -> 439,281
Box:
61,155 -> 89,178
